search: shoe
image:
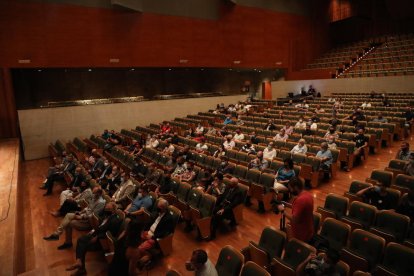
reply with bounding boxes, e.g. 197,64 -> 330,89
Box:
57,243 -> 73,250
66,264 -> 82,271
70,268 -> 86,276
43,234 -> 59,241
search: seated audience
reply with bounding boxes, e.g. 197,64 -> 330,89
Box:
248,151 -> 269,171
171,132 -> 180,145
66,202 -> 124,275
213,157 -> 233,176
103,166 -> 121,195
41,154 -> 76,196
396,142 -> 412,161
195,123 -> 204,135
302,124 -> 314,136
404,153 -> 414,176
51,181 -> 93,217
185,249 -> 218,276
264,119 -> 276,131
205,127 -> 217,136
162,139 -> 175,156
357,183 -> 394,210
404,107 -> 414,135
353,128 -> 369,161
124,186 -> 153,218
295,116 -> 306,129
146,135 -> 160,149
273,158 -> 296,193
309,120 -> 318,130
160,123 -> 171,135
206,174 -> 226,197
240,141 -> 256,155
171,157 -> 188,178
43,187 -> 105,248
195,140 -> 209,153
304,249 -> 341,276
180,163 -> 197,183
273,128 -> 288,142
223,135 -> 235,150
328,114 -> 341,127
314,104 -> 325,114
316,142 -> 333,171
249,132 -> 260,144
218,125 -> 228,137
291,139 -> 308,154
208,178 -> 243,240
233,128 -> 245,142
310,112 -> 321,123
213,144 -> 226,158
396,189 -> 414,222
112,172 -> 136,207
128,199 -> 175,270
223,115 -> 234,125
263,142 -> 277,159
372,113 -> 388,123
282,122 -> 294,136
324,126 -> 339,141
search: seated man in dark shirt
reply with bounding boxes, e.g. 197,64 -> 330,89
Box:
353,128 -> 369,163
249,132 -> 260,145
66,202 -> 123,275
328,115 -> 341,128
356,183 -> 394,210
396,189 -> 414,223
208,178 -> 244,240
213,157 -> 233,177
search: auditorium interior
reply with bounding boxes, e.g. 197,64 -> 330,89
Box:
1,0 -> 414,275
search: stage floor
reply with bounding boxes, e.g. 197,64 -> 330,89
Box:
0,139 -> 19,276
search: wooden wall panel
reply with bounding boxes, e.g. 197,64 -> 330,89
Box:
0,1 -> 326,70
0,68 -> 18,138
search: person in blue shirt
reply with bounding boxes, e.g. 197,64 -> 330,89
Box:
316,142 -> 333,170
124,186 -> 153,217
223,115 -> 234,125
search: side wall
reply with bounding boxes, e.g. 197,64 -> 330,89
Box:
18,95 -> 246,160
272,75 -> 414,98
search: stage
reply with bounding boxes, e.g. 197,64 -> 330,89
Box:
0,139 -> 19,276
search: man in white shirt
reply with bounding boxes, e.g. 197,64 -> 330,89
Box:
186,249 -> 218,276
195,142 -> 209,153
112,172 -> 136,206
263,142 -> 277,160
295,116 -> 307,129
273,129 -> 289,142
233,129 -> 245,142
223,135 -> 235,150
147,135 -> 159,148
291,139 -> 308,154
195,124 -> 204,135
162,139 -> 175,155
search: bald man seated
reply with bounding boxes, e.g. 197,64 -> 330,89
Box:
208,178 -> 244,241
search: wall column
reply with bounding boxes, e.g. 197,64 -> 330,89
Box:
0,68 -> 18,138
